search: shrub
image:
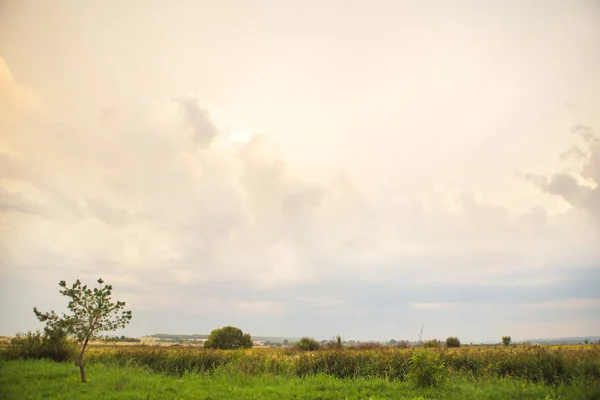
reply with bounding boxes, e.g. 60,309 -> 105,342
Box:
396,340 -> 411,348
407,349 -> 448,388
295,337 -> 321,351
502,336 -> 512,346
42,327 -> 77,362
446,336 -> 461,348
6,329 -> 76,362
423,339 -> 440,348
204,326 -> 253,350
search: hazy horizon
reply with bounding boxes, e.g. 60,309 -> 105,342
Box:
1,0 -> 599,342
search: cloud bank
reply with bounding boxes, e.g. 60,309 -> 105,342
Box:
0,54 -> 598,341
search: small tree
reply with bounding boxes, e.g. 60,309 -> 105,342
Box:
445,336 -> 461,348
34,279 -> 132,383
502,336 -> 512,346
203,326 -> 253,349
295,337 -> 321,351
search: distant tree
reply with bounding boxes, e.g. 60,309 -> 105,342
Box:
445,336 -> 461,348
502,336 -> 512,346
295,337 -> 321,351
203,326 -> 253,350
107,335 -> 140,343
34,279 -> 132,383
283,339 -> 289,346
397,340 -> 411,348
389,339 -> 398,346
357,341 -> 384,350
423,339 -> 440,348
584,339 -> 589,344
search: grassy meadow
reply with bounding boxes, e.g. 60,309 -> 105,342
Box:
2,343 -> 600,399
1,358 -> 599,400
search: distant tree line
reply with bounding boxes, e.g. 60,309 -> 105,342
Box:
106,335 -> 141,343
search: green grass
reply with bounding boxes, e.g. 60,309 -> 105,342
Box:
1,360 -> 600,400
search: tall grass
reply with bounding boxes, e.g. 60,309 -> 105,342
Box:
1,330 -> 77,362
79,345 -> 600,385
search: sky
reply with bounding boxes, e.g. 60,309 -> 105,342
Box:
0,0 -> 599,343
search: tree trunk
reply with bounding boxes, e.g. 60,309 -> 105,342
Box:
77,338 -> 89,383
78,362 -> 86,383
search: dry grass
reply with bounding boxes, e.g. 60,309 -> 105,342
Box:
83,344 -> 600,384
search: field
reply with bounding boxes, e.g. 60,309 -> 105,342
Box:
1,345 -> 600,399
2,358 -> 600,400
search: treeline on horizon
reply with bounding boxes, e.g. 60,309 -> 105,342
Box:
147,333 -> 301,344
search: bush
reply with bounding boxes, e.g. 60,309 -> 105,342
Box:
204,326 -> 252,350
446,336 -> 461,348
407,349 -> 448,388
423,339 -> 440,348
295,337 -> 321,351
502,336 -> 512,346
6,329 -> 76,362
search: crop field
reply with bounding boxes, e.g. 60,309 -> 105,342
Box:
2,344 -> 600,399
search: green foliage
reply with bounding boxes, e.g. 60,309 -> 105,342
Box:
6,329 -> 76,362
203,326 -> 253,350
33,279 -> 132,344
407,349 -> 448,388
502,336 -> 512,346
423,339 -> 440,348
295,337 -> 321,351
3,359 -> 599,400
33,278 -> 132,382
446,336 -> 461,348
105,336 -> 140,343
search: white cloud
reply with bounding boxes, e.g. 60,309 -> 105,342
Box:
296,296 -> 344,307
1,75 -> 598,298
233,300 -> 285,315
409,302 -> 457,310
523,299 -> 600,311
0,58 -> 39,128
1,0 -> 599,340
